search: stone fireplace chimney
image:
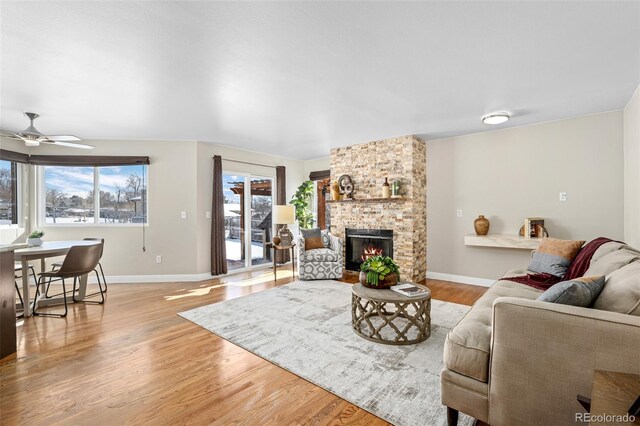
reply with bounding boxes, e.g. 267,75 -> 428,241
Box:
329,136 -> 427,282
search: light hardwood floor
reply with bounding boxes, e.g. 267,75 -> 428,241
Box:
0,267 -> 486,425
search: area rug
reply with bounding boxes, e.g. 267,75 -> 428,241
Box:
179,280 -> 474,426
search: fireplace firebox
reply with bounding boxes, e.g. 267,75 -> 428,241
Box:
345,228 -> 394,272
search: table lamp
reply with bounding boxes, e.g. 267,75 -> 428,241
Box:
273,205 -> 295,246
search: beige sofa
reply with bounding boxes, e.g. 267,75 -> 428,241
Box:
441,241 -> 640,425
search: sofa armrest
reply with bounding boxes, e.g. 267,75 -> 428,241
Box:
330,234 -> 343,263
488,297 -> 640,426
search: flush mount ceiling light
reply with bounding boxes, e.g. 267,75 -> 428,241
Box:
482,112 -> 510,125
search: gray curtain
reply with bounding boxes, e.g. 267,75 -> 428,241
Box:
211,155 -> 228,275
275,166 -> 291,264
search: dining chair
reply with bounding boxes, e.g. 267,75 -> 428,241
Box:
33,243 -> 104,318
46,237 -> 107,298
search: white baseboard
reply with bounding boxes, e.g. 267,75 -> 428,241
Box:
426,271 -> 494,287
86,272 -> 216,284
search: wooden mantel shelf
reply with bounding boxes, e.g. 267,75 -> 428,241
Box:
327,197 -> 409,203
465,234 -> 542,250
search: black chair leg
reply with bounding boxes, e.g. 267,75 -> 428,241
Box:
81,270 -> 105,305
34,276 -> 68,318
98,263 -> 107,292
44,265 -> 60,298
15,281 -> 24,318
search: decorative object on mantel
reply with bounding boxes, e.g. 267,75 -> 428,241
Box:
359,255 -> 400,288
338,174 -> 354,199
273,205 -> 295,246
272,236 -> 281,245
26,230 -> 44,247
473,215 -> 490,236
330,180 -> 340,201
382,177 -> 391,198
391,179 -> 401,198
520,217 -> 549,238
520,217 -> 548,238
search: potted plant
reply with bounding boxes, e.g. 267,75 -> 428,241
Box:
290,180 -> 315,229
359,255 -> 400,288
27,230 -> 45,247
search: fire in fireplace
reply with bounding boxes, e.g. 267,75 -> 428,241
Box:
345,228 -> 393,272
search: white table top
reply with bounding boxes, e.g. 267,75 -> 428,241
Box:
15,240 -> 101,256
0,243 -> 28,253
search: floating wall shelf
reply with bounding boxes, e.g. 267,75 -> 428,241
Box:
464,234 -> 541,250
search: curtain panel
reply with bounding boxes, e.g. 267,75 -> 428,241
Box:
275,166 -> 290,264
211,156 -> 228,275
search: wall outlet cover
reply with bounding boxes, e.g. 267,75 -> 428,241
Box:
559,192 -> 568,202
457,209 -> 463,217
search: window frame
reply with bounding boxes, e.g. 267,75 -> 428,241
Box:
37,164 -> 149,227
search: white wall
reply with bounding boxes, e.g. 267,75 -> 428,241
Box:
427,111 -> 625,280
624,84 -> 640,248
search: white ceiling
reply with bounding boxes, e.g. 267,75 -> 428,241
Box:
1,1 -> 639,160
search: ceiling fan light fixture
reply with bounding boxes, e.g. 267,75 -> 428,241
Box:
24,140 -> 40,147
482,112 -> 510,125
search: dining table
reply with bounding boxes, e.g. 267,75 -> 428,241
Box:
15,240 -> 102,317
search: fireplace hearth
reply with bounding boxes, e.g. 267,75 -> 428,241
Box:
345,228 -> 393,272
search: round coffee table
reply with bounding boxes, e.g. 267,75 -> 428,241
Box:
351,283 -> 431,345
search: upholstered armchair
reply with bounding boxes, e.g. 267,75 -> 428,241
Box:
298,230 -> 343,280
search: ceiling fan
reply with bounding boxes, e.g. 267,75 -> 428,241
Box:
1,112 -> 94,149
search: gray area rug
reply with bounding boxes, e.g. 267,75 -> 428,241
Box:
179,280 -> 474,426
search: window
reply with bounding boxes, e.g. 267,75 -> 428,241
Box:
0,160 -> 19,225
42,165 -> 147,225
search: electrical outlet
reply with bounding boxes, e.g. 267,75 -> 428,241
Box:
181,211 -> 187,219
156,255 -> 162,263
559,192 -> 567,202
206,211 -> 211,219
456,209 -> 463,217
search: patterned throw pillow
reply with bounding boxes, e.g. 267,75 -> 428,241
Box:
301,228 -> 324,250
528,237 -> 585,277
537,276 -> 605,307
321,230 -> 331,248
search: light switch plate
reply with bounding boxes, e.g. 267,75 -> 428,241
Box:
181,211 -> 187,219
559,192 -> 567,202
206,211 -> 211,219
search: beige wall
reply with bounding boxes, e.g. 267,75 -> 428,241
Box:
29,139 -> 200,276
303,157 -> 330,179
624,85 -> 640,248
427,111 -> 625,280
1,138 -> 310,279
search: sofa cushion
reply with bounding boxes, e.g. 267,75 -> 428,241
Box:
537,276 -> 605,307
444,279 -> 542,382
301,248 -> 338,263
528,238 -> 585,277
584,249 -> 639,277
593,261 -> 640,316
590,241 -> 626,264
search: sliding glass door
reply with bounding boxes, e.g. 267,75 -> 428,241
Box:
223,173 -> 273,271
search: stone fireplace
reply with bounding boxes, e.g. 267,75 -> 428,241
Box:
330,135 -> 427,282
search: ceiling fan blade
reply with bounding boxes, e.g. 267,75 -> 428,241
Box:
49,140 -> 94,149
47,135 -> 81,142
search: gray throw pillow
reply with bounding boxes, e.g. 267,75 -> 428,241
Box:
537,276 -> 605,307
